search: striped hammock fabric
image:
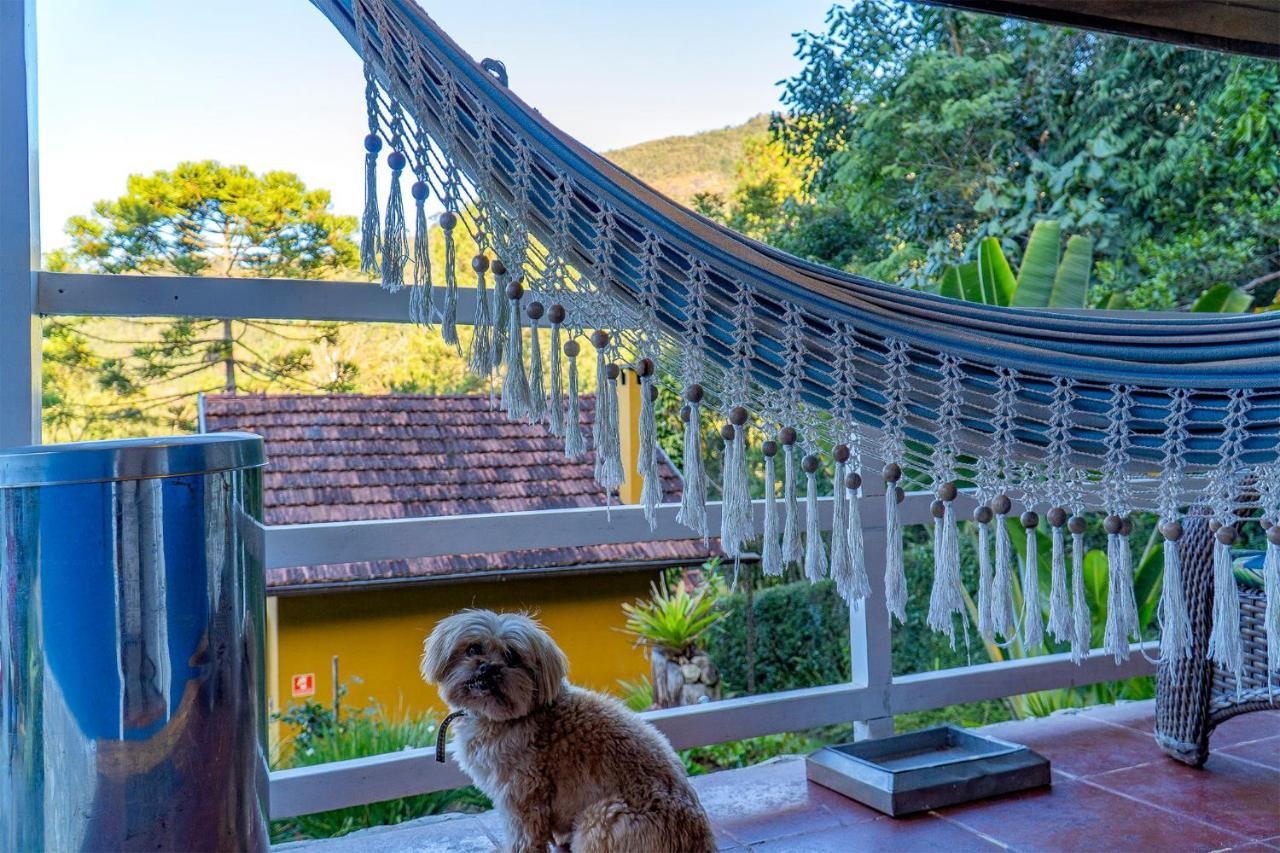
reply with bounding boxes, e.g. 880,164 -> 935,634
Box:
310,0 -> 1279,676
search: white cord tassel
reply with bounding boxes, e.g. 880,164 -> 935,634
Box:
467,255 -> 493,376
761,445 -> 783,576
637,364 -> 661,530
1208,525 -> 1243,692
488,262 -> 508,370
844,471 -> 870,602
828,450 -> 852,597
439,211 -> 459,347
927,494 -> 964,648
1070,521 -> 1091,663
975,510 -> 994,641
720,411 -> 753,557
1158,521 -> 1193,664
547,306 -> 565,435
381,150 -> 408,290
1103,516 -> 1137,662
594,360 -> 624,495
502,281 -> 532,420
562,340 -> 587,458
1047,510 -> 1072,643
676,389 -> 709,538
990,497 -> 1016,641
1266,524 -> 1280,682
360,132 -> 381,275
525,305 -> 547,424
884,466 -> 907,624
782,435 -> 802,568
1020,513 -> 1044,650
802,456 -> 827,583
409,181 -> 432,326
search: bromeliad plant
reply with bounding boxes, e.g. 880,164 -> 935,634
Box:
622,581 -> 723,656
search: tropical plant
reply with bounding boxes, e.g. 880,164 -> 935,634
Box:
270,685 -> 489,842
621,581 -> 723,655
938,220 -> 1093,308
615,675 -> 654,712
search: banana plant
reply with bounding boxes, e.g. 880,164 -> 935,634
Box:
939,220 -> 1093,308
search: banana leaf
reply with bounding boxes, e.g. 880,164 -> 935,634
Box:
940,261 -> 985,303
1010,220 -> 1061,307
1191,284 -> 1254,313
1048,234 -> 1093,308
977,237 -> 1016,306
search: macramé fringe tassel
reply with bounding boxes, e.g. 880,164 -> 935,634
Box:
782,443 -> 802,568
360,135 -> 381,275
563,343 -> 587,458
502,286 -> 531,420
440,215 -> 459,347
1208,534 -> 1244,693
828,459 -> 852,597
844,477 -> 870,601
490,268 -> 508,370
638,374 -> 661,529
1266,529 -> 1279,684
676,399 -> 709,538
761,450 -> 783,576
1104,530 -> 1138,662
976,519 -> 994,641
991,512 -> 1016,642
1048,523 -> 1072,643
593,361 -> 624,494
720,424 -> 752,557
1159,528 -> 1193,665
1070,529 -> 1091,663
467,258 -> 493,376
409,182 -> 432,326
803,466 -> 827,583
547,316 -> 565,436
381,152 -> 407,290
526,310 -> 547,423
885,484 -> 907,624
1021,520 -> 1044,650
927,500 -> 964,648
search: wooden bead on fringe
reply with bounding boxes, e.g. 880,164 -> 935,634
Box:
635,357 -> 655,377
779,427 -> 797,446
937,481 -> 957,501
930,500 -> 945,519
1216,526 -> 1238,546
1068,515 -> 1087,535
761,440 -> 778,457
526,301 -> 544,321
1021,511 -> 1039,529
720,424 -> 735,441
846,472 -> 862,490
605,363 -> 620,380
1120,517 -> 1133,537
439,210 -> 457,230
833,444 -> 850,464
471,254 -> 489,273
729,406 -> 748,426
1047,507 -> 1067,528
990,494 -> 1011,515
563,339 -> 579,358
1161,521 -> 1183,541
548,303 -> 565,324
973,505 -> 993,524
506,278 -> 523,300
591,330 -> 610,349
684,384 -> 704,403
679,405 -> 690,423
1104,514 -> 1123,535
802,454 -> 819,474
895,486 -> 905,504
883,463 -> 902,483
1267,526 -> 1280,546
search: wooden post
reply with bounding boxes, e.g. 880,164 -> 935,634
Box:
614,367 -> 643,504
0,0 -> 41,447
850,473 -> 895,739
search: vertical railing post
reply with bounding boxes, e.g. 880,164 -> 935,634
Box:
0,0 -> 41,448
848,473 -> 895,739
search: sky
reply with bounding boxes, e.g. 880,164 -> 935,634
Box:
35,0 -> 836,251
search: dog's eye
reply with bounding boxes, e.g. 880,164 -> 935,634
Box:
466,643 -> 483,656
503,649 -> 521,667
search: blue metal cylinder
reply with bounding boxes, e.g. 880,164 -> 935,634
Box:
1,434 -> 269,851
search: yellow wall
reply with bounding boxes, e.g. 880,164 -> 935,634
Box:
269,570 -> 656,726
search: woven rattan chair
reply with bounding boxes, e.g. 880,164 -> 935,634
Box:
1155,509 -> 1277,767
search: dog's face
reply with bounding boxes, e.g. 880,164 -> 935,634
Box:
422,610 -> 568,721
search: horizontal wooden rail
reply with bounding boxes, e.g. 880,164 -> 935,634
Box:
267,641 -> 1155,819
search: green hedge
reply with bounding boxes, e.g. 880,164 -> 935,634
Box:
706,578 -> 851,695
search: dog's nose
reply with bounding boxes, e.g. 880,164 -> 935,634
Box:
476,662 -> 501,680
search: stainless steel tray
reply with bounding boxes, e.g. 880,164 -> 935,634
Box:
805,724 -> 1050,817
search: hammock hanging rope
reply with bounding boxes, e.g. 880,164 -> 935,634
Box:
310,0 -> 1280,674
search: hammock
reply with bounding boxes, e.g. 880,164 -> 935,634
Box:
310,0 -> 1280,674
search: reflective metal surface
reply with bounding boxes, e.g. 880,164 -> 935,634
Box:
1,435 -> 269,851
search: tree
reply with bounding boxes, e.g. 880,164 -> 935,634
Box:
45,162 -> 362,436
766,1 -> 1279,306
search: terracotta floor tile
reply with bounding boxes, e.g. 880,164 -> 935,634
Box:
938,777 -> 1249,851
693,757 -> 874,844
1081,699 -> 1157,733
750,813 -> 1001,852
1087,752 -> 1280,841
1222,736 -> 1280,771
981,712 -> 1162,777
1212,711 -> 1280,748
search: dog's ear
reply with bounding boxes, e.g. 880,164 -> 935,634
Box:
523,620 -> 568,704
421,616 -> 459,685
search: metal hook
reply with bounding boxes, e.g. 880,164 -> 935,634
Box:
480,58 -> 508,87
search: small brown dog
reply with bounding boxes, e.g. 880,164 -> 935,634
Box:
422,609 -> 716,852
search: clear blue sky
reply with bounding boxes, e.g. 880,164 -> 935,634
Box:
35,0 -> 836,250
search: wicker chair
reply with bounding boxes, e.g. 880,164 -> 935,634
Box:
1155,508 -> 1277,767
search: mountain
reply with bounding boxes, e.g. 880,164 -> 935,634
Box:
603,114 -> 770,206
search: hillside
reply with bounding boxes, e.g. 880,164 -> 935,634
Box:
603,114 -> 769,205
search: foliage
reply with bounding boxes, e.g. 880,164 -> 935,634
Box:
939,220 -> 1092,308
270,683 -> 489,843
770,2 -> 1278,305
622,580 -> 723,655
615,674 -> 654,712
679,729 -> 840,776
706,579 -> 851,695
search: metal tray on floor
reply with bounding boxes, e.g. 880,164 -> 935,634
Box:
806,724 -> 1050,817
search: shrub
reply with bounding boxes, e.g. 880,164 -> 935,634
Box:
622,580 -> 723,655
269,690 -> 489,842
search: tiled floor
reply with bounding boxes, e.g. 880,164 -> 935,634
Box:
278,701 -> 1280,852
